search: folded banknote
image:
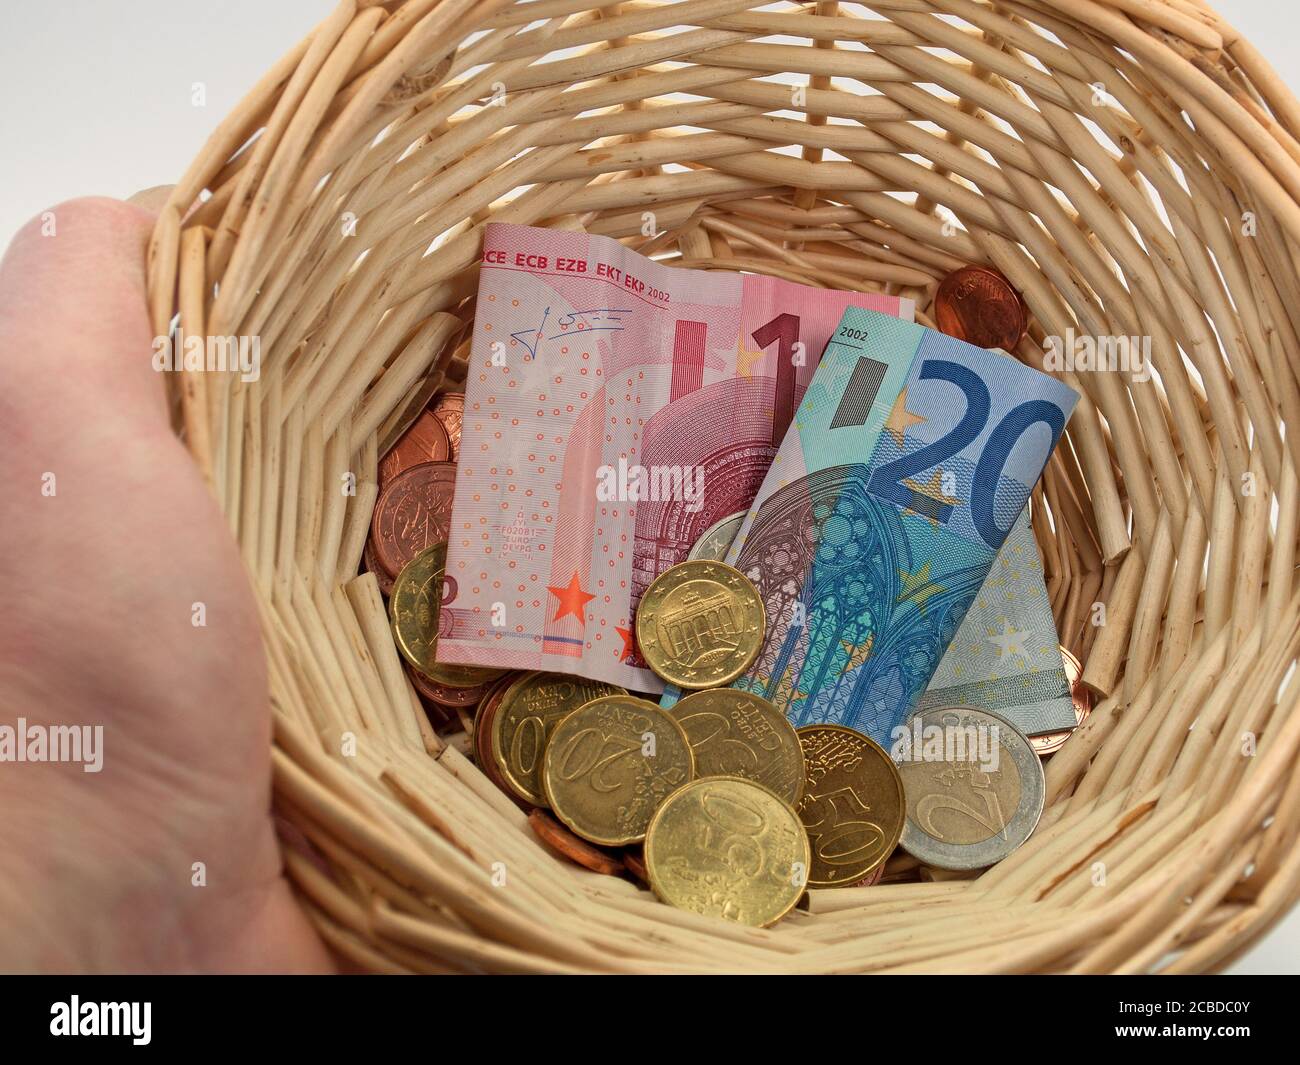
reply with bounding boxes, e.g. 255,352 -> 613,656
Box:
673,305 -> 1079,745
439,223 -> 914,690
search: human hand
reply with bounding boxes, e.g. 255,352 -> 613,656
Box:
0,197 -> 331,973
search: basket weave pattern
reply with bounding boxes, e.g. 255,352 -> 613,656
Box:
147,0 -> 1300,973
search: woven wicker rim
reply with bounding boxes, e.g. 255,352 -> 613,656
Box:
145,0 -> 1300,974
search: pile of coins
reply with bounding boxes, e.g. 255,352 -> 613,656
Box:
377,520 -> 874,926
374,378 -> 1091,929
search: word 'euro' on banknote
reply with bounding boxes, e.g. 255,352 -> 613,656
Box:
439,223 -> 914,690
707,306 -> 1080,746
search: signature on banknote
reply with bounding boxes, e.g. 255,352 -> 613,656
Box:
509,307 -> 635,360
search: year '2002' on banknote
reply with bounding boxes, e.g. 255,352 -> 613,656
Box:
438,222 -> 914,691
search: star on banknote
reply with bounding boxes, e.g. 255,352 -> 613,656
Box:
900,469 -> 961,526
884,388 -> 926,446
735,331 -> 767,378
896,562 -> 947,615
549,572 -> 595,622
988,618 -> 1031,663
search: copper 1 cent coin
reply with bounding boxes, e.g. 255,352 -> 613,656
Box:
378,409 -> 451,486
431,392 -> 464,459
528,809 -> 625,876
370,461 -> 458,578
934,265 -> 1027,352
1031,646 -> 1093,756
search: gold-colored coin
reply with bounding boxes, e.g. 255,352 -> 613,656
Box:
542,695 -> 694,846
636,561 -> 764,688
491,671 -> 627,806
389,544 -> 506,688
794,724 -> 905,888
389,543 -> 447,676
472,675 -> 526,807
645,776 -> 810,927
668,689 -> 804,806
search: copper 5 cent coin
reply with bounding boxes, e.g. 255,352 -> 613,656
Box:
370,460 -> 458,579
378,409 -> 451,486
934,265 -> 1027,352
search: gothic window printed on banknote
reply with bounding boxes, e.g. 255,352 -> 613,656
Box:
439,224 -> 915,691
679,306 -> 1080,747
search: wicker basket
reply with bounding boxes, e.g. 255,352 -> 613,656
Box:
146,0 -> 1300,973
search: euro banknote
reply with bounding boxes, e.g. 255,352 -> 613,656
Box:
915,510 -> 1077,736
664,505 -> 1080,738
686,305 -> 1079,746
439,223 -> 914,690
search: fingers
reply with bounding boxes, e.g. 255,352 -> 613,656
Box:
0,197 -> 168,433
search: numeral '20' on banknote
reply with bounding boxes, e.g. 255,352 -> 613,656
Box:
439,224 -> 914,690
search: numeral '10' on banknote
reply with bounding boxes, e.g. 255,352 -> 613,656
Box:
714,306 -> 1080,746
439,223 -> 914,690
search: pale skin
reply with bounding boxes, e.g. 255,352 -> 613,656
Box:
0,197 -> 331,972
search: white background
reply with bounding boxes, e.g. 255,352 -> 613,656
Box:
0,1 -> 1296,974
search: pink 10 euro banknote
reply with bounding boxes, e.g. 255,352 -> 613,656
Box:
439,223 -> 914,691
